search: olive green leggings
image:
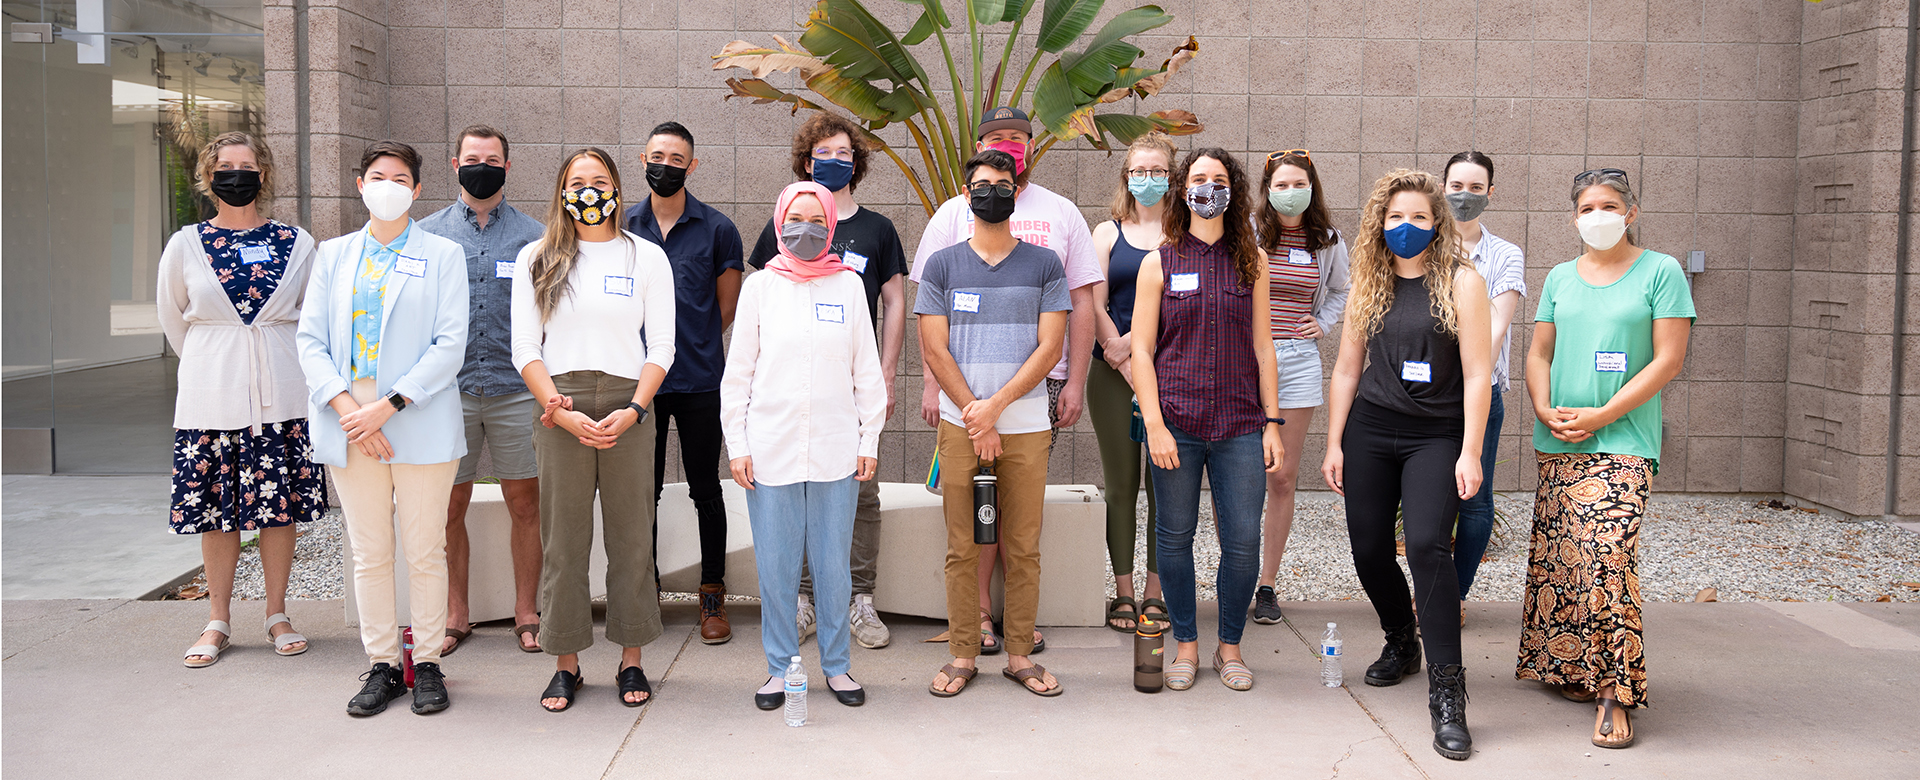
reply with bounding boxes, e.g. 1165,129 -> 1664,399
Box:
1086,358 -> 1156,576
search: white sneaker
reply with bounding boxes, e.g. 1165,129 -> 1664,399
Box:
849,593 -> 891,649
797,594 -> 816,643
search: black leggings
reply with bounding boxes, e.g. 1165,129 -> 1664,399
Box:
651,390 -> 729,585
1341,399 -> 1465,667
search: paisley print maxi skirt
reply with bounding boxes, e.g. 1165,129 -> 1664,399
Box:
1516,452 -> 1650,708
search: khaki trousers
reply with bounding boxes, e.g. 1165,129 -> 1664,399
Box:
534,371 -> 662,656
939,421 -> 1050,658
333,378 -> 460,666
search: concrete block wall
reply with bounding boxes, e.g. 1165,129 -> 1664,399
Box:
262,0 -> 1920,515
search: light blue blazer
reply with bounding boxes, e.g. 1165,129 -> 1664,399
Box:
297,223 -> 470,467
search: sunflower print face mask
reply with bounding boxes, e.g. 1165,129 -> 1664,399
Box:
563,185 -> 619,226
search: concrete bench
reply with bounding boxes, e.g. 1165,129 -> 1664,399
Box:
346,482 -> 1108,628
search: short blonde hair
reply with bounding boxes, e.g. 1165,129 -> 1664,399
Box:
194,131 -> 277,206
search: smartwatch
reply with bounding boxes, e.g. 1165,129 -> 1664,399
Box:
386,391 -> 408,412
626,402 -> 649,424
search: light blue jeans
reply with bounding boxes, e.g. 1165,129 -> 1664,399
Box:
1454,390 -> 1504,598
1151,424 -> 1268,645
745,476 -> 858,678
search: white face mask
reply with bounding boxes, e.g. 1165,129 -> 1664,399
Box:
361,179 -> 415,222
1576,209 -> 1628,251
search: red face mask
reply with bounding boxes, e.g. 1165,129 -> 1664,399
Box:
984,140 -> 1027,176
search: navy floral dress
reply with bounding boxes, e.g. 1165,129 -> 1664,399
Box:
169,221 -> 329,534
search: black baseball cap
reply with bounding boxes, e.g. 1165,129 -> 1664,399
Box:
977,106 -> 1032,139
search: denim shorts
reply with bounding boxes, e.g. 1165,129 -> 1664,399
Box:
455,391 -> 540,482
1273,338 -> 1326,409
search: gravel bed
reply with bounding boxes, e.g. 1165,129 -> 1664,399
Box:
1111,493 -> 1920,604
207,496 -> 1920,605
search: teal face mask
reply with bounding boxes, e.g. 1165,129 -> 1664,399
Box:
1268,187 -> 1312,217
1128,173 -> 1169,206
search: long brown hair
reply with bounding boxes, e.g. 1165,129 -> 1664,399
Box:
1107,131 -> 1178,223
530,147 -> 634,321
1255,151 -> 1336,254
1162,148 -> 1262,288
1346,168 -> 1467,339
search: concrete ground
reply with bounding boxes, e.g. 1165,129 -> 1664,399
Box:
0,475 -> 197,599
3,598 -> 1914,779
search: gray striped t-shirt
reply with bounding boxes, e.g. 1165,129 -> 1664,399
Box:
913,240 -> 1072,434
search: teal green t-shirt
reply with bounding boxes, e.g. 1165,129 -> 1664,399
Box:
1532,250 -> 1696,472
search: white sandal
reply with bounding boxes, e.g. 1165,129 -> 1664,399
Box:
264,613 -> 308,657
183,620 -> 232,668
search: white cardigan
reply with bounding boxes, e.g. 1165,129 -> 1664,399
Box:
157,222 -> 318,433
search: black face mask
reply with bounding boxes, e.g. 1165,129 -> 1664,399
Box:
458,163 -> 506,200
646,162 -> 688,198
210,169 -> 262,208
968,183 -> 1017,225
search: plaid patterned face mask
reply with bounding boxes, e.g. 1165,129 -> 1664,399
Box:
563,186 -> 618,226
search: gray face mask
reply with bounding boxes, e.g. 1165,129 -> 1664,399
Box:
780,221 -> 831,260
1447,191 -> 1489,223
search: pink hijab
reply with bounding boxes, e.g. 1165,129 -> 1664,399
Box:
765,181 -> 850,283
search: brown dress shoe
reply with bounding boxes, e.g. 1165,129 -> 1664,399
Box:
698,584 -> 731,645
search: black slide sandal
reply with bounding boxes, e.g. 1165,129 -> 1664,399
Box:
542,669 -> 582,712
617,665 -> 652,707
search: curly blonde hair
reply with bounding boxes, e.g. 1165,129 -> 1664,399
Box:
1346,168 -> 1467,339
193,131 -> 276,208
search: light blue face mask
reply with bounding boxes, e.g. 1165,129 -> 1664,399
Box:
1128,173 -> 1169,206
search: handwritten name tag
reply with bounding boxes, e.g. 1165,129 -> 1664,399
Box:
496,261 -> 515,279
842,250 -> 869,273
816,303 -> 846,323
239,245 -> 273,265
1287,249 -> 1313,266
953,291 -> 982,313
1169,273 -> 1199,292
1401,361 -> 1432,383
604,275 -> 634,297
395,256 -> 426,278
1595,351 -> 1628,373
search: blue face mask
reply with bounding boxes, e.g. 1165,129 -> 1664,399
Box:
810,157 -> 855,192
1382,220 -> 1436,259
1127,174 -> 1168,207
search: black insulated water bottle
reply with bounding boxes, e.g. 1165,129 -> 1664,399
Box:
972,464 -> 998,545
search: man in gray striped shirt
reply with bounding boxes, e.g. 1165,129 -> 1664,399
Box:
915,150 -> 1069,697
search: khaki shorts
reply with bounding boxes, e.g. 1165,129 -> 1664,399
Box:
455,391 -> 539,483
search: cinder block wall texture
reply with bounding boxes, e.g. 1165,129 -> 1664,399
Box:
263,0 -> 1920,518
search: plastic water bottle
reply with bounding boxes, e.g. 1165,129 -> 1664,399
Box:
783,656 -> 808,727
1320,623 -> 1344,688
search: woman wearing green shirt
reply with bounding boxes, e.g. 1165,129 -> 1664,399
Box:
1517,169 -> 1694,751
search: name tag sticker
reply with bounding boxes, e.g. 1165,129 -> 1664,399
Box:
495,261 -> 515,279
842,250 -> 869,273
239,245 -> 272,265
816,303 -> 845,323
1287,249 -> 1313,266
604,275 -> 635,297
953,291 -> 982,313
1595,351 -> 1628,373
1401,361 -> 1432,383
1169,273 -> 1200,292
394,256 -> 427,278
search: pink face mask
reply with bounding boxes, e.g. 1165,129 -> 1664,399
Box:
984,140 -> 1027,176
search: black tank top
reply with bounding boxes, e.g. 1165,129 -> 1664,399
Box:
1359,275 -> 1464,418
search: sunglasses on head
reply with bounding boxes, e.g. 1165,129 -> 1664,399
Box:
1574,168 -> 1630,187
1267,149 -> 1311,162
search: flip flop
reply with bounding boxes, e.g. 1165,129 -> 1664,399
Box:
263,613 -> 308,657
928,663 -> 977,697
183,620 -> 231,668
542,669 -> 583,712
978,613 -> 1002,656
440,627 -> 472,657
1106,596 -> 1139,633
1003,664 -> 1063,697
514,623 -> 542,653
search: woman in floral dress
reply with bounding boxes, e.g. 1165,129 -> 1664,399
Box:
158,132 -> 326,667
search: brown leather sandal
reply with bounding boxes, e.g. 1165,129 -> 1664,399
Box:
1003,664 -> 1063,697
928,663 -> 977,698
513,623 -> 541,653
1593,697 -> 1635,749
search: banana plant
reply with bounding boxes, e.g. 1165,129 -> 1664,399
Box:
714,0 -> 1203,215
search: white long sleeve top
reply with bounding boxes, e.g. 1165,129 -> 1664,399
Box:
157,223 -> 317,433
511,233 -> 677,380
720,268 -> 886,486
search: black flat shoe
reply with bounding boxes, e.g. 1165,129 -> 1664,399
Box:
1365,622 -> 1422,687
829,676 -> 866,707
616,665 -> 652,708
347,663 -> 407,717
542,668 -> 582,712
755,677 -> 782,710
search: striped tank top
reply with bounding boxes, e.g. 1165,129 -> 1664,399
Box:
1267,225 -> 1317,339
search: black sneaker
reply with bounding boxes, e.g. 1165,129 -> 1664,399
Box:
411,662 -> 450,714
347,663 -> 407,717
1251,586 -> 1284,624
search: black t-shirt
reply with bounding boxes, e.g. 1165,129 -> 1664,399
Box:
747,206 -> 908,328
